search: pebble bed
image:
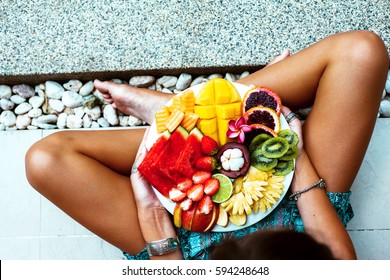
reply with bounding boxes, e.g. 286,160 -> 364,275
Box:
1,70 -> 390,131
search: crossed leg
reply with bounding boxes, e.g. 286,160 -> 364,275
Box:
25,30 -> 388,256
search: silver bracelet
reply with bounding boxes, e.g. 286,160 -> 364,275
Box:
289,179 -> 326,201
146,237 -> 179,257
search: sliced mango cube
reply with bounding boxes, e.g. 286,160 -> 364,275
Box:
217,118 -> 231,145
195,80 -> 214,105
165,109 -> 185,133
180,112 -> 199,131
194,105 -> 216,119
197,118 -> 217,135
214,78 -> 231,104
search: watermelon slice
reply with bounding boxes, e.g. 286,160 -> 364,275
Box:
154,126 -> 189,184
173,127 -> 204,178
138,130 -> 176,198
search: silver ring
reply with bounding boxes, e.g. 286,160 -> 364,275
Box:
285,112 -> 297,123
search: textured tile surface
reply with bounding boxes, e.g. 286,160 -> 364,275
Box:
0,0 -> 388,77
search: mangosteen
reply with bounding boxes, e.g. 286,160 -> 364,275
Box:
216,142 -> 250,178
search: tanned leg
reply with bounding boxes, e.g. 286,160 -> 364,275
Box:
239,30 -> 389,192
25,129 -> 147,255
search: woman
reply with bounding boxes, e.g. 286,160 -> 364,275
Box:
25,30 -> 389,260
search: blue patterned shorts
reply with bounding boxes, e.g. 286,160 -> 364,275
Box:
123,192 -> 353,260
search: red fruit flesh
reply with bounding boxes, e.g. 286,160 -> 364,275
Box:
187,184 -> 204,201
174,128 -> 204,178
203,178 -> 220,196
138,132 -> 176,197
243,87 -> 282,114
192,171 -> 212,184
169,188 -> 187,202
177,178 -> 193,192
201,135 -> 219,155
199,195 -> 214,215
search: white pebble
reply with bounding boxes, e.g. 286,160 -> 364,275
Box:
45,81 -> 65,99
16,114 -> 32,129
10,95 -> 26,104
29,96 -> 44,108
84,106 -> 101,120
208,73 -> 223,80
119,116 -> 129,127
0,110 -> 17,126
79,81 -> 94,96
66,115 -> 83,129
82,114 -> 92,128
36,114 -> 58,124
0,99 -> 15,110
63,80 -> 83,92
161,88 -> 173,94
176,73 -> 192,91
74,106 -> 85,117
57,113 -> 68,129
49,99 -> 65,113
91,121 -> 100,128
27,125 -> 38,130
224,73 -> 236,82
129,76 -> 155,88
12,84 -> 35,98
14,102 -> 33,115
97,117 -> 110,127
0,123 -> 6,130
62,91 -> 84,108
239,71 -> 250,79
128,116 -> 143,126
0,85 -> 12,99
191,76 -> 208,87
379,99 -> 390,117
103,104 -> 119,125
28,108 -> 43,118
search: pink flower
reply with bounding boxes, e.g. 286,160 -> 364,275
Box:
226,117 -> 252,143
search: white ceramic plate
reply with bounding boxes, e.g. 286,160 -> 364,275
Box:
146,82 -> 293,232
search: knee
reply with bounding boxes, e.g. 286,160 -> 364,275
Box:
25,131 -> 69,192
337,30 -> 389,70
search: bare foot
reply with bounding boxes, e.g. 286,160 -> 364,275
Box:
93,80 -> 172,125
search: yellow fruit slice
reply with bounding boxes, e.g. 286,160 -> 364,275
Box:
165,109 -> 185,132
197,118 -> 217,134
167,95 -> 183,113
228,82 -> 242,103
229,213 -> 247,226
194,105 -> 216,119
180,90 -> 195,113
216,118 -> 231,145
195,79 -> 214,105
155,106 -> 171,133
214,78 -> 231,104
180,112 -> 199,131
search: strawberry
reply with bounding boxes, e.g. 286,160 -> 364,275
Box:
180,197 -> 193,211
187,184 -> 204,201
203,178 -> 220,196
169,188 -> 186,202
201,136 -> 219,156
192,171 -> 212,184
195,156 -> 218,171
177,178 -> 193,192
199,195 -> 214,215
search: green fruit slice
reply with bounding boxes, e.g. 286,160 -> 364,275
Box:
279,145 -> 299,161
212,174 -> 233,203
274,160 -> 294,176
261,137 -> 289,158
250,149 -> 278,171
248,133 -> 272,154
278,129 -> 299,146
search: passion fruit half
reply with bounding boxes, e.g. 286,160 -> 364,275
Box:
216,142 -> 250,179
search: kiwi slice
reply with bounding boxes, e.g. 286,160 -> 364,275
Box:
278,129 -> 299,146
248,133 -> 272,154
251,150 -> 278,171
274,160 -> 294,176
261,137 -> 289,159
279,145 -> 299,161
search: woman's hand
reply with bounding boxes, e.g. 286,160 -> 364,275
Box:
130,127 -> 164,210
281,106 -> 304,155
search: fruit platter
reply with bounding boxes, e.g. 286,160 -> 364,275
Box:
139,78 -> 299,232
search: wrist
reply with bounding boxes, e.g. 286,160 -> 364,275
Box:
138,207 -> 177,242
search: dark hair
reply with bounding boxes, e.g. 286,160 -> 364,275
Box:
209,228 -> 335,260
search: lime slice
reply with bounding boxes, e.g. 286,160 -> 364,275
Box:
212,174 -> 234,203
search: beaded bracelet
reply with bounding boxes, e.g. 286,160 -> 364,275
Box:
289,179 -> 327,201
